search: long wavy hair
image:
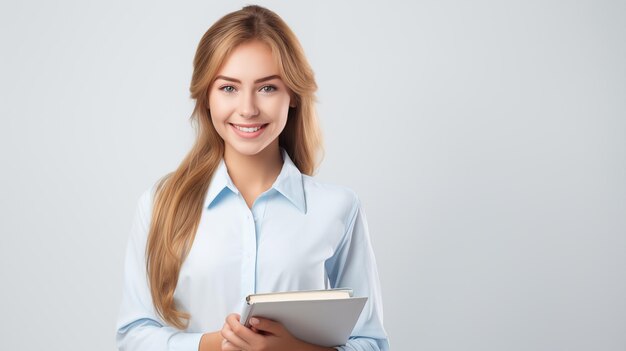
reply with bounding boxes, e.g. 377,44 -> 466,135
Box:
145,5 -> 323,329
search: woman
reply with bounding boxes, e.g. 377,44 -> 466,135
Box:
116,5 -> 389,351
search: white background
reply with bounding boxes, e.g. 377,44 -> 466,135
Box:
1,1 -> 625,350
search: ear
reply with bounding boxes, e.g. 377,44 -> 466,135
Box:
289,91 -> 297,108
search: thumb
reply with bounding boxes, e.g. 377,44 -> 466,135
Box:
248,317 -> 285,335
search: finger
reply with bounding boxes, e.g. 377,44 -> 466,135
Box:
249,325 -> 269,335
226,313 -> 259,345
220,322 -> 248,349
221,330 -> 246,349
221,338 -> 240,351
248,317 -> 285,335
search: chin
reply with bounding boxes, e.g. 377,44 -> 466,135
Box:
226,142 -> 273,157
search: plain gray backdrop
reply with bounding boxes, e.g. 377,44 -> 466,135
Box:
1,0 -> 625,350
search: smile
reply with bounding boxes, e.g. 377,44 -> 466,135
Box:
229,123 -> 268,138
233,124 -> 265,132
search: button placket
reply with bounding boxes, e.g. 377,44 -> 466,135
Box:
240,195 -> 258,296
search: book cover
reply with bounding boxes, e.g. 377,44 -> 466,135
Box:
239,288 -> 367,347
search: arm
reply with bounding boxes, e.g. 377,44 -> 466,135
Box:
199,332 -> 224,351
115,188 -> 213,351
324,194 -> 391,351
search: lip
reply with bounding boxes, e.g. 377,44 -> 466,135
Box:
229,123 -> 268,139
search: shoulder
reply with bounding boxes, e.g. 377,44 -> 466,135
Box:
134,178 -> 163,226
137,173 -> 174,210
301,175 -> 361,218
138,183 -> 157,211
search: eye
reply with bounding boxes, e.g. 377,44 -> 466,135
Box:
219,85 -> 236,93
260,85 -> 277,93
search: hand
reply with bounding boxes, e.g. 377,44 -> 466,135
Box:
220,313 -> 324,351
219,314 -> 244,351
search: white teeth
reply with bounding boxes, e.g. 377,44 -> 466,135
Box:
234,125 -> 262,133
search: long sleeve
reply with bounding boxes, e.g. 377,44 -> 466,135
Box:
115,188 -> 204,351
325,194 -> 391,351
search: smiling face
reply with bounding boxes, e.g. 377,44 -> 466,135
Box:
208,40 -> 295,159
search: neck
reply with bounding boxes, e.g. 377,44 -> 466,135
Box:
223,142 -> 284,194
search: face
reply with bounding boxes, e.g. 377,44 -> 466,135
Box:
208,40 -> 295,158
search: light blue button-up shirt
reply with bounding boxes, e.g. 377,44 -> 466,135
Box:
116,148 -> 390,351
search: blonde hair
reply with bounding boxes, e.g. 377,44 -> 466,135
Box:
145,5 -> 323,329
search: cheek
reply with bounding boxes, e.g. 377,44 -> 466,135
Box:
208,108 -> 230,140
208,98 -> 232,124
265,96 -> 291,122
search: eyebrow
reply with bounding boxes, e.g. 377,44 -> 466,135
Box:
214,74 -> 282,84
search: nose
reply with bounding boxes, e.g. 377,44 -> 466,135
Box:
237,91 -> 259,118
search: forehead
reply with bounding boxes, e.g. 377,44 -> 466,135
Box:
216,40 -> 279,80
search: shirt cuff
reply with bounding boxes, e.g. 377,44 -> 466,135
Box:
169,331 -> 204,351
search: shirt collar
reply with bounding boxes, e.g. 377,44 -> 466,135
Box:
203,156 -> 239,209
204,147 -> 307,214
